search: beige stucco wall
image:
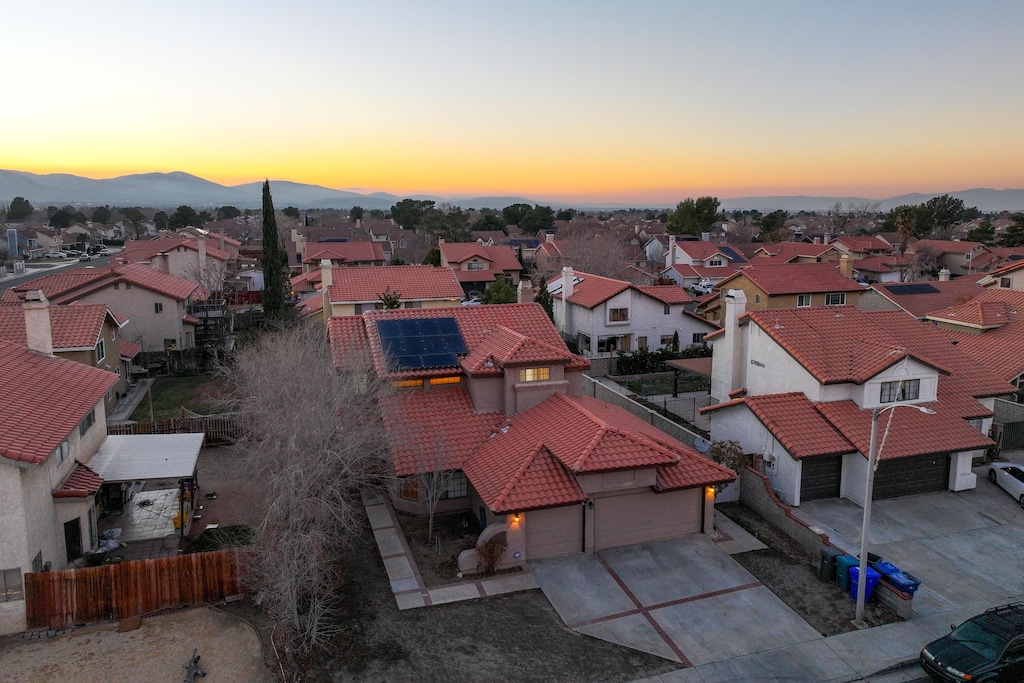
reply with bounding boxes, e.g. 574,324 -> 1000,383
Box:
726,276 -> 862,311
77,288 -> 193,353
57,322 -> 126,412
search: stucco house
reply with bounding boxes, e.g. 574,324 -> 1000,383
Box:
438,240 -> 523,296
547,267 -> 718,356
320,264 -> 465,318
302,241 -> 387,271
907,240 -> 998,277
857,277 -> 987,320
117,236 -> 229,290
701,290 -> 1012,507
659,237 -> 748,291
2,263 -> 210,354
978,259 -> 1024,292
751,242 -> 840,264
0,294 -> 136,413
0,333 -> 118,635
327,303 -> 734,571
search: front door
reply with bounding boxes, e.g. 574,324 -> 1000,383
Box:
64,519 -> 83,562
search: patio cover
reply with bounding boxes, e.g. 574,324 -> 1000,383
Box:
665,357 -> 713,377
88,433 -> 205,483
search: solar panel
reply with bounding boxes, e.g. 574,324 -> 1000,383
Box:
887,283 -> 939,295
717,246 -> 745,263
376,317 -> 468,370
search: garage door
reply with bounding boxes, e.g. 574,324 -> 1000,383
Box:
874,453 -> 950,500
593,489 -> 701,550
800,455 -> 842,502
525,505 -> 583,560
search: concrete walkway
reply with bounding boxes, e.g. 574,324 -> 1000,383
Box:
107,377 -> 154,423
361,491 -> 538,610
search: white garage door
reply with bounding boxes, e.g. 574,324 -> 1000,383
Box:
594,489 -> 702,550
525,505 -> 583,560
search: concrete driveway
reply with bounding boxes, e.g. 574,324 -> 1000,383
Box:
797,457 -> 1024,618
530,535 -> 821,667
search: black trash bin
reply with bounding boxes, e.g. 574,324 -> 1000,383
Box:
820,546 -> 842,581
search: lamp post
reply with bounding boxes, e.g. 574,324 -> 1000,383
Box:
853,403 -> 936,628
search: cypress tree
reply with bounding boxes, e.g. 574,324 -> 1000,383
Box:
261,180 -> 286,323
534,275 -> 555,322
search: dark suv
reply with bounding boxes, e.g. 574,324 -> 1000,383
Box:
921,603 -> 1024,681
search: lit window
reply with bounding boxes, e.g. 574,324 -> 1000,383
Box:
400,480 -> 419,501
429,376 -> 461,385
392,379 -> 423,388
518,367 -> 550,382
880,379 -> 920,403
609,308 -> 629,322
825,293 -> 846,306
797,294 -> 811,307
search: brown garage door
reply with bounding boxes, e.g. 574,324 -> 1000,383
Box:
801,455 -> 843,502
874,453 -> 950,500
593,489 -> 702,551
525,504 -> 583,560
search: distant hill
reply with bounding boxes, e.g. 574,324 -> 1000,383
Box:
1,169 -> 1022,213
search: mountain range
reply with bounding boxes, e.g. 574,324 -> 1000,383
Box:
2,169 -> 1023,213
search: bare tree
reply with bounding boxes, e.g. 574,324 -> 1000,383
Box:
221,323 -> 391,655
557,225 -> 630,279
411,435 -> 453,544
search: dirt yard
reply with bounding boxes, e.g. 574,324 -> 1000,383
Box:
717,501 -> 900,636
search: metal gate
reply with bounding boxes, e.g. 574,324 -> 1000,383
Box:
996,422 -> 1024,451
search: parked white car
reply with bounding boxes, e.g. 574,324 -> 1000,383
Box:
689,279 -> 714,296
45,252 -> 67,258
988,462 -> 1024,508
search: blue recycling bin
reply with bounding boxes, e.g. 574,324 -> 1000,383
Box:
849,566 -> 882,601
836,555 -> 858,591
872,561 -> 922,596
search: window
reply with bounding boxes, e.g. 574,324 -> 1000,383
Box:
79,409 -> 96,436
96,339 -> 105,362
443,471 -> 468,499
392,379 -> 423,388
154,302 -> 163,314
825,293 -> 846,306
637,336 -> 648,349
429,376 -> 461,385
608,307 -> 629,323
1,568 -> 23,602
466,260 -> 485,270
400,480 -> 419,501
797,294 -> 811,307
880,378 -> 921,403
125,283 -> 131,290
663,304 -> 670,314
597,336 -> 618,353
113,283 -> 119,290
518,367 -> 550,382
164,339 -> 177,352
754,294 -> 761,303
1001,278 -> 1012,288
52,440 -> 69,464
708,258 -> 723,267
691,333 -> 706,344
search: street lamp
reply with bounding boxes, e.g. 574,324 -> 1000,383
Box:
853,402 -> 936,629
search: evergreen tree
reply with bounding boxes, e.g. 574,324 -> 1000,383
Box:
261,180 -> 286,323
533,275 -> 554,322
1001,214 -> 1024,248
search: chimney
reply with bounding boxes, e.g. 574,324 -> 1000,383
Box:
198,237 -> 207,280
667,235 -> 676,267
517,278 -> 534,304
938,268 -> 951,282
22,290 -> 53,356
813,236 -> 820,245
559,266 -> 574,334
437,237 -> 445,246
710,289 -> 748,403
320,259 -> 333,289
701,232 -> 710,242
545,233 -> 555,243
839,254 -> 853,278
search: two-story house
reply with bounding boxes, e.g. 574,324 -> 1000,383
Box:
438,240 -> 523,297
547,267 -> 718,356
701,291 -> 1012,507
908,240 -> 997,277
302,241 -> 387,271
0,315 -> 118,634
0,296 -> 133,413
829,236 -> 894,261
117,236 -> 229,290
751,242 -> 840,264
320,264 -> 465,318
659,237 -> 748,291
978,259 -> 1024,292
327,303 -> 734,572
2,263 -> 210,354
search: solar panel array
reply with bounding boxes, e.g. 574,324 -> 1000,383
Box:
376,317 -> 468,370
887,283 -> 939,295
717,246 -> 745,263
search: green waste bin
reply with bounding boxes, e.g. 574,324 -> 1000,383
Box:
836,555 -> 858,591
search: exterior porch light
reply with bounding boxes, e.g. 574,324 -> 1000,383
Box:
853,403 -> 936,629
512,513 -> 520,524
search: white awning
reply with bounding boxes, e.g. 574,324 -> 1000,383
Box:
88,433 -> 205,483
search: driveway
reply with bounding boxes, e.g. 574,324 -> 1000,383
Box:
797,458 -> 1024,618
530,535 -> 821,667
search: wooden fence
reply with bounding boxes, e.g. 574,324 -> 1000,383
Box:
107,412 -> 241,446
24,549 -> 244,630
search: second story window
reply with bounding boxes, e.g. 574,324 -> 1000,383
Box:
154,302 -> 164,314
708,258 -> 723,267
52,440 -> 69,464
467,260 -> 485,270
825,293 -> 846,306
880,378 -> 920,403
797,294 -> 811,307
518,367 -> 550,382
608,308 -> 629,323
79,409 -> 96,437
96,339 -> 105,362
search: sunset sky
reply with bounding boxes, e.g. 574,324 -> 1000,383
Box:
4,1 -> 1022,204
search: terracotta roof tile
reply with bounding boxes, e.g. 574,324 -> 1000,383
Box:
754,243 -> 837,262
724,262 -> 865,295
303,242 -> 386,264
929,289 -> 1024,384
744,393 -> 855,459
0,339 -> 117,465
637,285 -> 693,305
119,339 -> 142,360
120,237 -> 230,262
554,271 -> 630,309
465,444 -> 585,513
832,236 -> 892,253
655,455 -> 736,491
441,243 -> 523,273
461,325 -> 573,374
0,304 -> 117,350
53,462 -> 105,498
871,279 -> 986,319
326,265 -> 464,304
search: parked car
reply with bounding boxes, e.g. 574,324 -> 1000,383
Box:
79,254 -> 93,262
689,279 -> 714,296
988,462 -> 1024,508
920,602 -> 1024,681
45,252 -> 67,258
98,248 -> 112,256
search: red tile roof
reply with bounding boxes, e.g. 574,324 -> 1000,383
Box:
354,303 -> 589,380
671,241 -> 742,262
53,462 -> 105,498
832,236 -> 892,253
461,325 -> 572,375
722,262 -> 865,295
554,271 -> 630,309
987,258 -> 1024,278
929,289 -> 1024,384
440,243 -> 523,273
753,243 -> 838,262
326,315 -> 371,368
119,237 -> 230,262
325,265 -> 464,304
870,279 -> 987,319
911,240 -> 984,256
742,393 -> 855,459
466,444 -> 586,513
303,241 -> 386,264
664,263 -> 744,281
852,254 -> 899,274
637,285 -> 693,305
0,304 -> 118,350
2,263 -> 206,304
0,339 -> 117,465
119,339 -> 142,360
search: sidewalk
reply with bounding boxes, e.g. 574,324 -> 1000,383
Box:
107,377 -> 154,423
